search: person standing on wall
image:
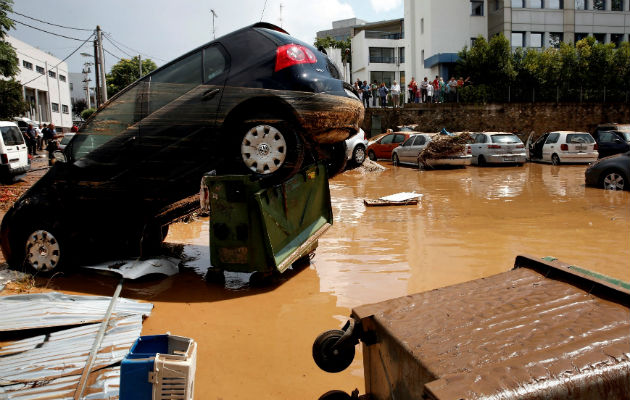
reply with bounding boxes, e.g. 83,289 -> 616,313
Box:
390,80 -> 401,108
362,80 -> 371,108
432,76 -> 440,103
378,82 -> 389,108
420,77 -> 429,103
371,80 -> 378,107
407,77 -> 417,103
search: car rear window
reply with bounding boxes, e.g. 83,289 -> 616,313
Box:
1,126 -> 24,146
566,133 -> 594,144
491,134 -> 521,144
381,134 -> 394,144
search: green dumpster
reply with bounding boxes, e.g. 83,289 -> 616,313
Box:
201,162 -> 332,277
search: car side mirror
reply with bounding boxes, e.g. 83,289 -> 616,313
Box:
52,150 -> 67,164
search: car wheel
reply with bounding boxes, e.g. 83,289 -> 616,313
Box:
23,225 -> 66,274
551,154 -> 561,165
600,169 -> 626,191
352,145 -> 366,166
239,117 -> 304,182
392,153 -> 400,166
367,150 -> 376,161
478,155 -> 486,166
323,141 -> 348,178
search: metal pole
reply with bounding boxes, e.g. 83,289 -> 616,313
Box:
603,86 -> 606,103
210,9 -> 217,39
97,26 -> 107,104
556,87 -> 559,103
93,38 -> 101,107
508,85 -> 511,103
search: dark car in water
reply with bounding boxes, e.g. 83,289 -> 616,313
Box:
591,124 -> 630,159
0,22 -> 363,273
585,151 -> 630,191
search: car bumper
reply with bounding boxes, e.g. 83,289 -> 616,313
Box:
558,152 -> 598,164
425,155 -> 472,167
486,153 -> 526,164
296,92 -> 364,144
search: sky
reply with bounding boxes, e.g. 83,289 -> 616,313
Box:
8,0 -> 403,76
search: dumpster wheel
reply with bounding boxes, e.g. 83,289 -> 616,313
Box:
312,329 -> 356,373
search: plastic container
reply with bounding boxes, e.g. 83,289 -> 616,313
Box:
120,334 -> 197,400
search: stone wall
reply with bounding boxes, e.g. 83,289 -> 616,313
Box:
362,103 -> 630,140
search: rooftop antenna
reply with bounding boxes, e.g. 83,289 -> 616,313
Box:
279,3 -> 283,28
210,9 -> 218,39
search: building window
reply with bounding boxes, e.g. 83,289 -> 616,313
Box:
592,0 -> 605,9
421,18 -> 424,34
530,32 -> 543,47
495,0 -> 501,10
59,74 -> 66,82
611,33 -> 624,46
593,33 -> 606,43
511,31 -> 525,47
399,47 -> 405,63
611,0 -> 622,9
550,32 -> 564,47
529,0 -> 543,8
421,50 -> 425,67
575,0 -> 585,9
370,71 -> 395,87
471,37 -> 478,47
51,103 -> 59,112
48,70 -> 56,79
369,47 -> 395,63
62,104 -> 69,114
36,65 -> 45,74
546,0 -> 563,8
70,82 -> 73,91
512,0 -> 524,7
471,0 -> 484,15
575,32 -> 589,42
22,60 -> 33,70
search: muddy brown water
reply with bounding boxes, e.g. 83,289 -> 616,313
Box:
21,162 -> 630,399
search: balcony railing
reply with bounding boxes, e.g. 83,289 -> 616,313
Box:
365,31 -> 403,40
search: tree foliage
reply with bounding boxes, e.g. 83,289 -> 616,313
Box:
0,0 -> 28,117
0,79 -> 28,118
106,56 -> 157,97
72,98 -> 88,117
314,36 -> 351,63
455,34 -> 630,103
81,108 -> 96,121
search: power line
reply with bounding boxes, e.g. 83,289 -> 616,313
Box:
21,33 -> 95,86
9,10 -> 92,31
104,32 -> 166,62
103,47 -> 123,61
260,0 -> 268,21
10,18 -> 88,41
102,35 -> 134,58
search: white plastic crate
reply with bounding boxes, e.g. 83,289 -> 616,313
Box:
148,336 -> 197,400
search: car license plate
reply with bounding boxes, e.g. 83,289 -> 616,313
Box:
575,145 -> 586,150
503,157 -> 514,161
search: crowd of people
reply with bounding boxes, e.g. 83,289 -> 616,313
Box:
352,75 -> 472,108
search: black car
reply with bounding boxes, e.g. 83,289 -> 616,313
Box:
585,151 -> 630,191
592,124 -> 630,158
0,22 -> 363,273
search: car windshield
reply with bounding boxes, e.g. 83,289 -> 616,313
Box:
566,133 -> 594,144
60,135 -> 74,146
398,127 -> 416,132
491,134 -> 521,144
1,126 -> 24,146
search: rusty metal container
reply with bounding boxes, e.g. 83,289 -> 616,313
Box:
316,255 -> 630,400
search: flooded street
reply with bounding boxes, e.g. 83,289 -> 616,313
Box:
37,162 -> 629,399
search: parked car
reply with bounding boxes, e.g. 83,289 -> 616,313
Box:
345,129 -> 368,166
367,131 -> 415,161
470,132 -> 526,166
13,117 -> 36,134
0,22 -> 364,273
391,133 -> 431,167
591,123 -> 630,159
0,121 -> 31,182
526,131 -> 598,165
57,133 -> 76,151
585,151 -> 630,191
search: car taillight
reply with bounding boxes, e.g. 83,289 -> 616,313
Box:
0,154 -> 7,164
516,144 -> 524,148
560,144 -> 568,151
594,143 -> 598,150
467,145 -> 472,154
487,145 -> 501,149
275,44 -> 317,72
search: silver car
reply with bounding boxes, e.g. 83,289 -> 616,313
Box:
392,133 -> 432,167
345,128 -> 368,166
471,132 -> 526,166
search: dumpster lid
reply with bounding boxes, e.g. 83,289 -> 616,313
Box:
351,255 -> 630,400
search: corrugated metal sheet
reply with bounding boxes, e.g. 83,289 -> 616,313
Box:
0,292 -> 153,331
0,292 -> 153,399
351,255 -> 630,400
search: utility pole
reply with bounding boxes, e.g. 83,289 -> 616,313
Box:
93,37 -> 101,107
279,3 -> 283,28
96,26 -> 108,104
210,9 -> 218,39
80,52 -> 93,109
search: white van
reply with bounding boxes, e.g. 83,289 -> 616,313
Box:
0,121 -> 30,182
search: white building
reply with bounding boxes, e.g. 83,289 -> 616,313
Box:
5,35 -> 72,130
350,19 -> 406,88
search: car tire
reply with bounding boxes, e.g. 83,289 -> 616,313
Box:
392,153 -> 400,166
351,145 -> 366,166
600,169 -> 626,191
551,154 -> 561,166
367,150 -> 376,161
323,141 -> 348,178
478,155 -> 486,166
239,116 -> 304,182
19,222 -> 67,275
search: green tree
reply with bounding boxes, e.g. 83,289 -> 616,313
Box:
106,56 -> 157,97
314,36 -> 351,63
72,98 -> 88,118
81,107 -> 96,120
0,0 -> 18,77
0,79 -> 28,118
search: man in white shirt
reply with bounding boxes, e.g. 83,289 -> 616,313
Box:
390,81 -> 401,108
420,77 -> 429,103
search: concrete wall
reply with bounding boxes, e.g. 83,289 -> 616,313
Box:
362,103 -> 630,140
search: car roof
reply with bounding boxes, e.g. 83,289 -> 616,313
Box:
550,131 -> 591,135
0,121 -> 19,127
477,132 -> 516,135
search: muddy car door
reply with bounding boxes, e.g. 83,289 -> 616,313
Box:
134,44 -> 229,209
